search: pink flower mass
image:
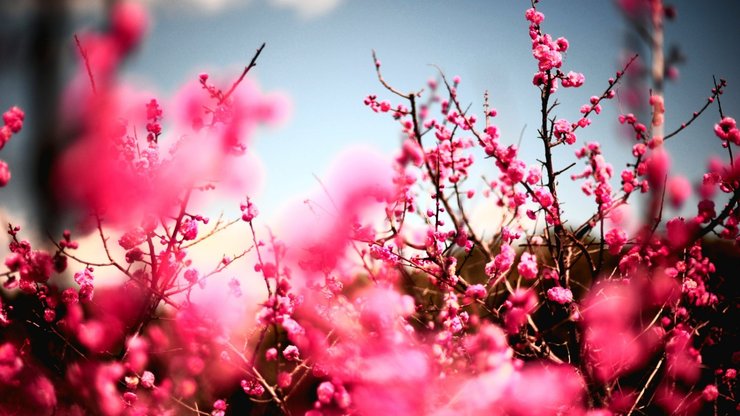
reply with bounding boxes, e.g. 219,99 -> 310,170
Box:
0,1 -> 738,415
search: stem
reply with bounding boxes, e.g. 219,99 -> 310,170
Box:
220,43 -> 266,104
74,34 -> 96,94
627,356 -> 664,416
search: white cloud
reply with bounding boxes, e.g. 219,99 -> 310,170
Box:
152,0 -> 344,18
5,0 -> 344,19
0,0 -> 247,16
267,0 -> 343,18
148,0 -> 249,14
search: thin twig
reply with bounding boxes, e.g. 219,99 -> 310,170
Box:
74,34 -> 96,94
220,42 -> 266,104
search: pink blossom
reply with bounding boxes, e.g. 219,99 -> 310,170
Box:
561,71 -> 585,88
211,399 -> 227,416
2,106 -> 25,134
0,127 -> 10,148
646,149 -> 671,189
714,116 -> 740,145
534,187 -> 553,207
277,371 -> 292,388
265,347 -> 278,361
532,41 -> 563,72
110,1 -> 148,53
61,288 -> 79,304
503,364 -> 585,415
122,391 -> 137,406
604,228 -> 627,255
228,277 -> 242,297
180,219 -> 198,240
140,371 -> 155,388
555,37 -> 569,52
0,161 -> 10,187
517,252 -> 538,279
647,135 -> 663,149
581,281 -> 647,382
702,384 -> 719,401
118,228 -> 145,250
397,138 -> 425,167
505,159 -> 527,183
526,166 -> 541,185
465,284 -> 487,302
501,227 -> 521,243
553,119 -> 576,144
0,343 -> 23,384
505,289 -> 537,334
20,250 -> 54,283
547,287 -> 573,304
65,362 -> 125,415
0,107 -> 24,186
700,171 -> 720,198
279,146 -> 393,284
525,8 -> 545,25
241,379 -> 265,397
665,329 -> 701,383
649,94 -> 665,127
665,217 -> 696,249
316,381 -> 336,404
183,268 -> 199,285
542,268 -> 559,281
486,244 -> 515,276
667,176 -> 691,208
282,345 -> 300,361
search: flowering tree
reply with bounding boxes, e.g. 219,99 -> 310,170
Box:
1,0 -> 738,415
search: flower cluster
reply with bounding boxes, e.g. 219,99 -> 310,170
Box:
0,106 -> 24,187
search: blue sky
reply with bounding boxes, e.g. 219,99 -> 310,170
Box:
1,0 -> 739,226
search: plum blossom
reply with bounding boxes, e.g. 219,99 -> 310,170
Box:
714,116 -> 740,145
604,228 -> 628,254
547,286 -> 573,304
517,252 -> 538,280
485,244 -> 516,276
